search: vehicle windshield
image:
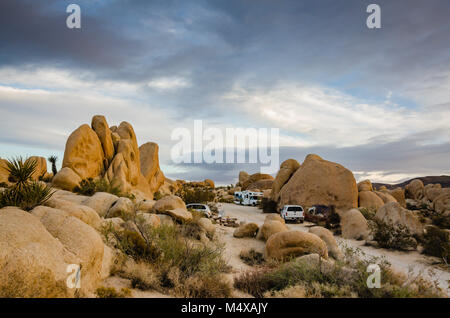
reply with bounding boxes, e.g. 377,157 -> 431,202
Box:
287,206 -> 303,212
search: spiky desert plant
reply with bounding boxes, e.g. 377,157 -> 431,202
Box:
4,157 -> 36,191
48,155 -> 58,176
0,156 -> 54,211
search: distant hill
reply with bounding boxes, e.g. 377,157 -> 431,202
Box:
373,175 -> 450,190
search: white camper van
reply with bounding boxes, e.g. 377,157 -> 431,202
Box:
241,190 -> 263,206
234,191 -> 243,204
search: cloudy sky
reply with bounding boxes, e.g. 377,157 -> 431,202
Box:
1,0 -> 449,185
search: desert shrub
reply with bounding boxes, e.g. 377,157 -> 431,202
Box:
422,226 -> 449,263
176,183 -> 215,204
359,207 -> 377,220
95,286 -> 131,298
0,157 -> 54,211
0,181 -> 53,211
108,223 -> 230,292
153,191 -> 162,200
0,182 -> 9,188
370,219 -> 417,251
261,198 -> 277,213
173,274 -> 232,298
239,249 -> 265,266
74,177 -> 134,199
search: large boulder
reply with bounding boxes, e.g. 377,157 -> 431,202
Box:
62,124 -> 105,180
357,180 -> 373,192
163,208 -> 193,223
233,223 -> 259,238
374,191 -> 397,204
340,209 -> 370,240
375,202 -> 423,236
265,213 -> 285,224
135,199 -> 156,213
238,171 -> 250,184
52,167 -> 82,191
197,218 -> 216,238
45,197 -> 101,230
82,192 -> 119,217
136,213 -> 160,229
91,115 -> 115,165
106,197 -> 135,219
433,192 -> 450,214
0,207 -> 76,297
153,195 -> 186,212
358,191 -> 384,209
388,187 -> 406,208
204,179 -> 215,188
31,206 -> 104,294
139,142 -> 165,194
271,159 -> 301,201
266,230 -> 328,261
0,158 -> 10,184
242,173 -> 274,190
26,156 -> 47,181
309,226 -> 343,260
256,220 -> 289,241
423,184 -> 443,202
247,179 -> 274,191
405,179 -> 424,200
279,154 -> 358,211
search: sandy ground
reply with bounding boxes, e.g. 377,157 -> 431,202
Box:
221,203 -> 450,293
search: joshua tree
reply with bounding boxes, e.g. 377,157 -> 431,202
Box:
48,155 -> 58,176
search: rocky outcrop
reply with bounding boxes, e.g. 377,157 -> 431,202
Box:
405,179 -> 424,201
309,226 -> 343,260
26,156 -> 47,181
357,180 -> 373,192
340,209 -> 370,240
358,191 -> 385,209
238,171 -> 250,185
266,230 -> 328,261
91,115 -> 115,165
31,206 -> 104,294
107,197 -> 135,219
241,173 -> 274,191
387,187 -> 406,208
374,191 -> 397,204
62,124 -> 105,180
279,154 -> 358,211
0,207 -> 76,297
52,167 -> 82,191
271,159 -> 300,202
153,195 -> 186,212
82,192 -> 119,217
139,142 -> 165,194
256,220 -> 289,241
375,202 -> 423,236
59,116 -> 167,199
433,192 -> 450,215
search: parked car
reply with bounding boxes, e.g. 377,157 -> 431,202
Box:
186,203 -> 212,217
280,205 -> 304,223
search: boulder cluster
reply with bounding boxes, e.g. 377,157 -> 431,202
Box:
52,115 -> 169,200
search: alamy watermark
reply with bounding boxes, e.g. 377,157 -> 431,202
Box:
66,264 -> 81,289
171,120 -> 279,174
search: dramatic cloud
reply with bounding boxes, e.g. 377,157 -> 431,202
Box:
1,0 -> 449,184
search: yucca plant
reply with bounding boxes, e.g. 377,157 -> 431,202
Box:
48,155 -> 58,176
0,156 -> 54,211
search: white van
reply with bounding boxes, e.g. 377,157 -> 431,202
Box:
280,205 -> 304,223
241,191 -> 263,206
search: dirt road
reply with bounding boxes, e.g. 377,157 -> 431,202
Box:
220,203 -> 450,293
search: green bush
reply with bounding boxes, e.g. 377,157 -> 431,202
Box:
359,207 -> 377,220
0,157 -> 54,211
370,219 -> 417,251
95,286 -> 131,298
422,226 -> 449,263
176,185 -> 215,204
74,177 -> 134,199
239,249 -> 265,266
